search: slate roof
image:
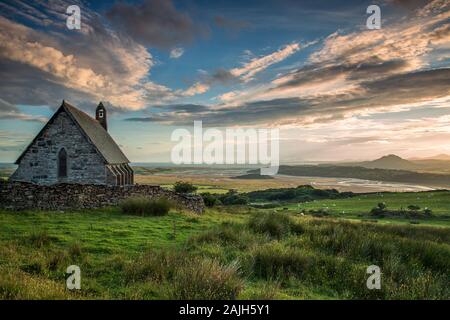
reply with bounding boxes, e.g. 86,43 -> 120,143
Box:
15,101 -> 129,165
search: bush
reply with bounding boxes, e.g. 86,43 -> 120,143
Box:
370,202 -> 387,216
201,192 -> 219,207
220,190 -> 249,205
248,212 -> 303,239
120,197 -> 171,216
174,181 -> 197,194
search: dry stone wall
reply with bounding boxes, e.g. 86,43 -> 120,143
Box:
0,181 -> 204,214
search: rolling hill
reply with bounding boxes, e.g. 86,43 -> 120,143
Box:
356,154 -> 421,170
409,154 -> 450,161
337,154 -> 450,174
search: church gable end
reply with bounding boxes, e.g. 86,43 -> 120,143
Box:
11,101 -> 133,186
11,106 -> 107,185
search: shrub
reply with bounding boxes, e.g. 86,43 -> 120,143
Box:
201,192 -> 219,207
219,190 -> 249,205
248,212 -> 303,239
120,197 -> 171,216
370,202 -> 387,216
307,208 -> 329,217
174,181 -> 197,194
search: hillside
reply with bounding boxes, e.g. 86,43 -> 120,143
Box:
251,165 -> 450,188
410,154 -> 450,161
358,154 -> 420,170
336,154 -> 450,174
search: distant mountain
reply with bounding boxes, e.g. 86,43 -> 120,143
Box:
409,154 -> 450,161
352,154 -> 421,171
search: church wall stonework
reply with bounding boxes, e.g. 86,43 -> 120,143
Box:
0,181 -> 205,214
11,111 -> 106,185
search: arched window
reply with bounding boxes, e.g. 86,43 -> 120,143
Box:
58,148 -> 67,178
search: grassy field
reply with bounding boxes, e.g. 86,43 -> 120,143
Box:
0,203 -> 449,299
284,191 -> 450,227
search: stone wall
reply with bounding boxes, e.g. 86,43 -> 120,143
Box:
0,181 -> 204,214
11,111 -> 107,185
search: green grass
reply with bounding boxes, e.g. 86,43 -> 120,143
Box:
282,191 -> 450,227
0,208 -> 246,256
0,202 -> 449,299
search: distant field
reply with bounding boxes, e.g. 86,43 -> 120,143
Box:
0,164 -> 443,193
135,173 -> 436,193
282,191 -> 450,227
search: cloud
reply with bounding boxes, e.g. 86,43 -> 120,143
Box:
170,47 -> 184,59
126,66 -> 450,128
106,0 -> 206,49
0,98 -> 46,122
182,82 -> 210,96
182,41 -> 305,96
386,0 -> 432,11
205,0 -> 450,125
230,42 -> 301,82
0,1 -> 183,111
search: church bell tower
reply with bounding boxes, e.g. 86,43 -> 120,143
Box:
96,102 -> 107,131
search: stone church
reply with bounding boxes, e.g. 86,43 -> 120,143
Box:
11,101 -> 134,186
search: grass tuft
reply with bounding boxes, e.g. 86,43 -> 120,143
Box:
248,212 -> 304,238
120,197 -> 172,216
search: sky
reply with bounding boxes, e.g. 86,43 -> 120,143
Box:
0,0 -> 449,163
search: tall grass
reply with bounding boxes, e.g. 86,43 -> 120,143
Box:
120,197 -> 172,216
27,230 -> 58,247
248,212 -> 304,238
0,207 -> 448,300
125,249 -> 243,299
189,214 -> 450,299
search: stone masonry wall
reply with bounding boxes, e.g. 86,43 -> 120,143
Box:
11,111 -> 107,185
0,181 -> 204,214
